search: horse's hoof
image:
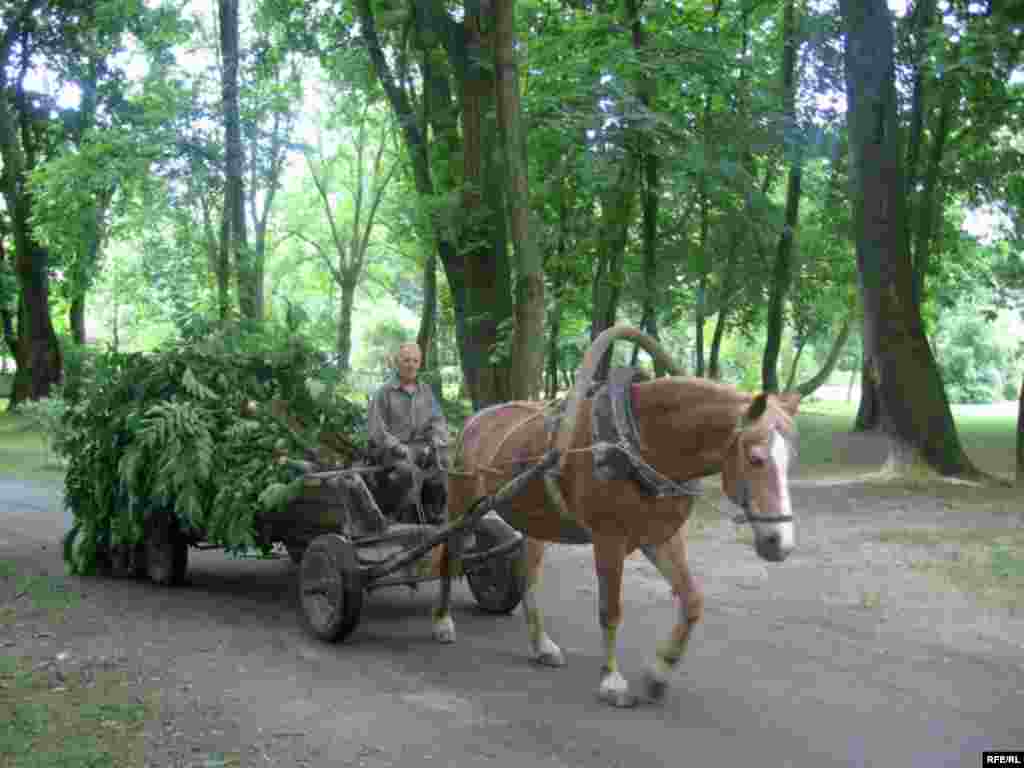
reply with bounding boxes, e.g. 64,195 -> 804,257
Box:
534,650 -> 566,667
643,668 -> 669,702
598,671 -> 637,708
531,635 -> 566,667
432,616 -> 456,644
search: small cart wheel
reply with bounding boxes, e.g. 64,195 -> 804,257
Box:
145,513 -> 188,587
466,518 -> 525,614
299,533 -> 364,643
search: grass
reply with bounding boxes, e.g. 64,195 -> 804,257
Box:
878,527 -> 1024,611
0,403 -> 65,488
0,655 -> 153,768
0,558 -> 156,768
793,399 -> 1019,480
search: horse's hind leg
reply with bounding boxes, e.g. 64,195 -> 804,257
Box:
593,534 -> 636,708
431,543 -> 456,643
521,537 -> 565,667
639,524 -> 704,702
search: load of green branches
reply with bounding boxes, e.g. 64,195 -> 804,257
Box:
61,328 -> 369,576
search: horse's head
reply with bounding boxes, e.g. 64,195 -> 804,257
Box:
721,392 -> 801,563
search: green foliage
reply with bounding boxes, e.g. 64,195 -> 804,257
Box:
61,324 -> 368,576
16,396 -> 69,467
934,307 -> 1020,404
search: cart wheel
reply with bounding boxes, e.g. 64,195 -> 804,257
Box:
466,517 -> 525,614
299,533 -> 363,643
145,513 -> 188,587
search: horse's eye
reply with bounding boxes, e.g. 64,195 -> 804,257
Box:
749,454 -> 765,468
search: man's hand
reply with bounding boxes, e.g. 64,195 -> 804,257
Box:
391,443 -> 411,461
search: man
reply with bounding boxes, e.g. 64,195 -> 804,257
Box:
367,342 -> 449,524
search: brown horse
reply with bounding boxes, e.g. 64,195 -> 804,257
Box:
430,325 -> 801,707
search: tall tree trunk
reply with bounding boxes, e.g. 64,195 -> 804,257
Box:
494,0 -> 545,400
417,251 -> 442,404
910,64 -> 956,311
590,154 -> 640,344
546,171 -> 572,399
840,0 -> 979,477
0,31 -> 61,404
633,0 -> 660,356
694,274 -> 706,377
461,4 -> 514,409
762,0 -> 803,393
337,276 -> 357,372
854,355 -> 882,430
219,0 -> 255,322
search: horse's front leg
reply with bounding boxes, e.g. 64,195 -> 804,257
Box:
431,542 -> 456,643
593,534 -> 635,708
639,523 -> 704,702
521,537 -> 565,666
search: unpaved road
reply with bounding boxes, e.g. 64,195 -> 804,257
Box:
1,475 -> 1023,768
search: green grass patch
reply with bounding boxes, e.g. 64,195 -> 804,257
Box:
878,527 -> 1024,610
792,401 -> 1018,479
1,561 -> 79,624
0,408 -> 65,487
0,655 -> 153,768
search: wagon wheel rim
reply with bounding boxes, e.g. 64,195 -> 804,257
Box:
300,547 -> 345,632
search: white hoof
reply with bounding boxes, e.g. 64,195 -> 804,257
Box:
598,669 -> 636,708
531,634 -> 566,667
432,615 -> 456,644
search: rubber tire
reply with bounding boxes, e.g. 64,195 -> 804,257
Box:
145,513 -> 189,586
466,520 -> 525,615
299,534 -> 364,643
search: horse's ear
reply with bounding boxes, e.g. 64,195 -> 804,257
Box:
743,393 -> 768,425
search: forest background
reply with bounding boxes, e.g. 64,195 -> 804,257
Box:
1,0 -> 1023,482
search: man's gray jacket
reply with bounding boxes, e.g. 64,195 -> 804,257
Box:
367,379 -> 449,461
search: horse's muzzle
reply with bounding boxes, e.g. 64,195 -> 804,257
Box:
754,530 -> 792,562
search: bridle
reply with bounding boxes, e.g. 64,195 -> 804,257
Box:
724,428 -> 794,527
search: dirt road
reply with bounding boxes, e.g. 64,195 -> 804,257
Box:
1,477 -> 1022,767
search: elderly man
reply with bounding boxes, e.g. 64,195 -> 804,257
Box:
367,342 -> 449,524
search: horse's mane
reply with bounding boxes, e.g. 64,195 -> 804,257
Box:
647,376 -> 798,443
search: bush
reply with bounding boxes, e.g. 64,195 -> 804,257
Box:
16,394 -> 68,466
61,326 -> 368,576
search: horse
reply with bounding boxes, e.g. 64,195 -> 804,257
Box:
428,325 -> 801,707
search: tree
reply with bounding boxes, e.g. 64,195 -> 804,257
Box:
761,0 -> 804,392
494,0 -> 545,400
839,0 -> 980,478
296,94 -> 398,371
0,0 -> 65,405
219,0 -> 256,322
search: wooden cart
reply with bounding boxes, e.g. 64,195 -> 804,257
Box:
130,453 -> 557,643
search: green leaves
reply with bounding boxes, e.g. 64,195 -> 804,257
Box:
61,329 -> 369,574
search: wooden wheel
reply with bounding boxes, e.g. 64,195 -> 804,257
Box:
466,517 -> 524,615
145,512 -> 188,586
299,534 -> 364,643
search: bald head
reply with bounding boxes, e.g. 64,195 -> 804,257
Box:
396,342 -> 422,386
